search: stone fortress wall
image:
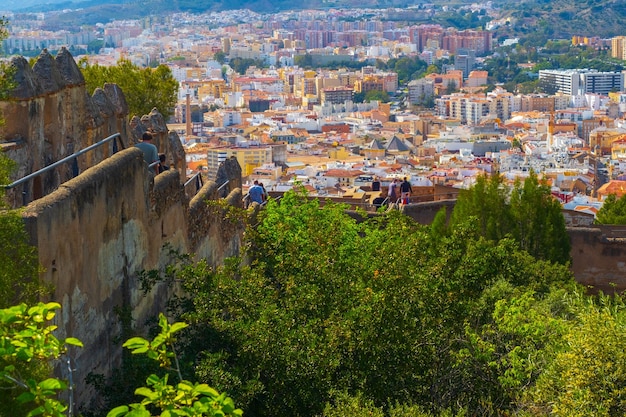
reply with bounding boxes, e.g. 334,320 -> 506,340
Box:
0,47 -> 187,208
0,48 -> 245,409
21,148 -> 244,408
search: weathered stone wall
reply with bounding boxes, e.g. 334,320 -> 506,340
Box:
21,148 -> 244,409
0,48 -> 187,207
0,48 -> 131,207
568,226 -> 626,293
400,199 -> 456,224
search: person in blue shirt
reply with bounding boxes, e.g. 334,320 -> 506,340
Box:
248,181 -> 264,204
135,132 -> 159,174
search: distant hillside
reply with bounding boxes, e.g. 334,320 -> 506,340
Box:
7,0 -> 626,40
9,0 -> 411,14
498,0 -> 626,39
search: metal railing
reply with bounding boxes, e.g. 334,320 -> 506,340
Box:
217,180 -> 229,192
3,133 -> 124,206
184,172 -> 204,198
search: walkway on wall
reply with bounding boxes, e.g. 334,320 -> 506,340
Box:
2,133 -> 207,207
2,133 -> 126,207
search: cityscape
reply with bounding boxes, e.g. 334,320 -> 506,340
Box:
2,2 -> 626,417
2,2 -> 626,216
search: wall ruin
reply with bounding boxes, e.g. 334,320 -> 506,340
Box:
0,47 -> 243,410
0,48 -> 131,207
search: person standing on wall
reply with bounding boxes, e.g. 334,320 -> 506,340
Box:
388,178 -> 398,203
248,180 -> 265,205
372,176 -> 381,191
259,182 -> 269,202
135,132 -> 159,174
400,177 -> 413,205
158,153 -> 170,174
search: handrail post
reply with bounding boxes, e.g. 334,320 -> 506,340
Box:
195,174 -> 202,193
21,183 -> 28,207
72,157 -> 79,178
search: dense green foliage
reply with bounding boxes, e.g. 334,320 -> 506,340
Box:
107,313 -> 243,417
376,56 -> 430,85
79,58 -> 179,118
353,90 -> 391,104
0,155 -> 49,309
0,302 -> 240,417
503,0 -> 626,44
450,172 -> 571,265
482,43 -> 623,94
228,58 -> 268,75
595,194 -> 626,225
92,185 -> 609,417
432,8 -> 491,31
0,303 -> 83,417
0,17 -> 17,128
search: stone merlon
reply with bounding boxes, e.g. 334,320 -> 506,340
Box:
9,56 -> 44,99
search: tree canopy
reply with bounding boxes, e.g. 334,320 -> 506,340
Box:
450,171 -> 571,265
595,193 -> 626,224
87,186 -> 605,417
79,58 -> 179,119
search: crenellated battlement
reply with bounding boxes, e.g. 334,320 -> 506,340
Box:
0,49 -> 244,410
0,47 -> 187,208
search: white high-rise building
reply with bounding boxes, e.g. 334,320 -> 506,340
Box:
539,69 -> 625,96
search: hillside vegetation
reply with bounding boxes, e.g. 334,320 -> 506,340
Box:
24,0 -> 626,41
499,0 -> 626,39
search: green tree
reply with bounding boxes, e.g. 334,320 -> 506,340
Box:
228,58 -> 266,75
451,173 -> 513,242
213,51 -> 226,65
0,302 -> 83,417
595,193 -> 626,224
79,58 -> 179,119
524,293 -> 626,416
0,17 -> 17,129
450,172 -> 571,265
509,172 -> 571,264
390,56 -> 428,84
294,54 -> 313,68
0,301 -> 241,417
144,188 -> 577,417
0,153 -> 48,308
363,90 -> 390,103
108,313 -> 242,417
0,154 -> 56,416
352,91 -> 366,103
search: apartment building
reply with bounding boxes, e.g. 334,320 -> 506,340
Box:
321,86 -> 354,105
207,146 -> 273,177
539,69 -> 625,96
407,78 -> 435,105
611,36 -> 626,60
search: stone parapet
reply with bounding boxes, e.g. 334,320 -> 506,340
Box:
0,48 -> 131,208
21,147 -> 245,410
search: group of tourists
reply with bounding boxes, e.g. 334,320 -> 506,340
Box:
386,177 -> 413,205
135,132 -> 170,174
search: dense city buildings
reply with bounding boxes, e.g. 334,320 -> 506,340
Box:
4,4 -> 626,211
